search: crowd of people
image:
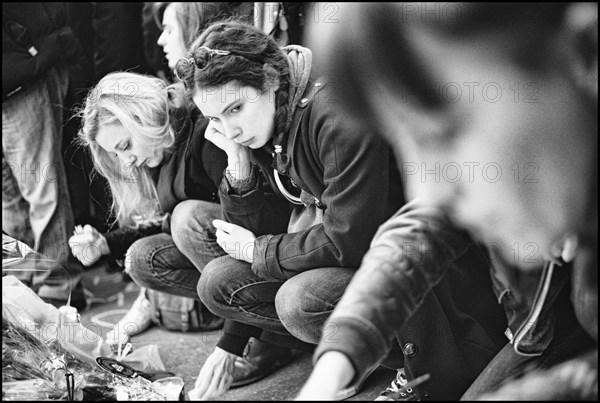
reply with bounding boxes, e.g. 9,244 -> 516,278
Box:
2,2 -> 597,401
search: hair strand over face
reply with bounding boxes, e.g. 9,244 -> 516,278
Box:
76,72 -> 176,229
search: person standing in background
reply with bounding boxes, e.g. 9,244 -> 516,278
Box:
2,2 -> 86,309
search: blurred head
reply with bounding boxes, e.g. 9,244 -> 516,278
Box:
175,21 -> 289,149
308,3 -> 598,268
78,72 -> 177,228
155,2 -> 234,70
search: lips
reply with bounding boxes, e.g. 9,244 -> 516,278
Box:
238,138 -> 254,146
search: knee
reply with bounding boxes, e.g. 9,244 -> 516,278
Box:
196,256 -> 232,314
124,238 -> 153,287
171,200 -> 199,244
171,200 -> 219,252
275,279 -> 322,344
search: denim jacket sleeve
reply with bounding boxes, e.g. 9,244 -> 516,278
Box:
313,200 -> 474,382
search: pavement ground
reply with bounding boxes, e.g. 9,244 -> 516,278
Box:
78,268 -> 397,401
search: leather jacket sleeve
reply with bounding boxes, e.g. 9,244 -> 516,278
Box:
313,200 -> 475,381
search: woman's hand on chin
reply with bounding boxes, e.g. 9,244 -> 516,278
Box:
204,121 -> 248,158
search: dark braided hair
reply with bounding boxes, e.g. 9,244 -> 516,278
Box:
177,20 -> 292,142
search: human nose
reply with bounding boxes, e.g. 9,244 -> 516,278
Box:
223,122 -> 241,140
402,157 -> 460,212
157,31 -> 166,47
117,151 -> 136,167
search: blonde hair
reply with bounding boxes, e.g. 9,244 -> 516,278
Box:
77,72 -> 176,229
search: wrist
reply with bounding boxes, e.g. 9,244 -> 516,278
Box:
225,163 -> 258,194
226,150 -> 252,181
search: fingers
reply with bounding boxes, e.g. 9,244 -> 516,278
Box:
190,349 -> 235,400
201,360 -> 233,400
84,224 -> 96,237
204,123 -> 229,151
204,129 -> 216,142
215,229 -> 234,254
68,234 -> 79,249
84,225 -> 99,242
68,232 -> 101,266
218,370 -> 233,395
82,255 -> 100,267
188,388 -> 202,400
213,219 -> 237,233
193,363 -> 212,399
68,234 -> 86,263
215,228 -> 232,243
204,122 -> 222,140
203,368 -> 223,400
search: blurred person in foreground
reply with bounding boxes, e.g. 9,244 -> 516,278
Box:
299,2 -> 597,400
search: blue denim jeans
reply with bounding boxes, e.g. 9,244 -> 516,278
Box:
197,255 -> 355,345
125,232 -> 202,299
2,66 -> 81,300
173,199 -> 355,348
126,200 -> 226,299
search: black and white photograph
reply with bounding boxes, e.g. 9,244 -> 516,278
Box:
2,2 -> 597,401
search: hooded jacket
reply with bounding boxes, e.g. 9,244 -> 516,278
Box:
219,47 -> 405,280
214,46 -> 405,355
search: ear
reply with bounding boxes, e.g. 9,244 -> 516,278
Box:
263,64 -> 280,93
562,3 -> 598,103
166,82 -> 188,109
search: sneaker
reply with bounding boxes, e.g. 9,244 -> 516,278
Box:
105,289 -> 154,350
334,365 -> 378,400
230,338 -> 296,388
374,368 -> 418,401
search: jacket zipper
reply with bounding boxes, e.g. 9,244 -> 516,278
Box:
512,260 -> 555,356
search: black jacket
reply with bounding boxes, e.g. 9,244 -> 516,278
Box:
2,3 -> 82,99
216,78 -> 405,355
219,79 -> 405,280
314,201 -> 508,399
